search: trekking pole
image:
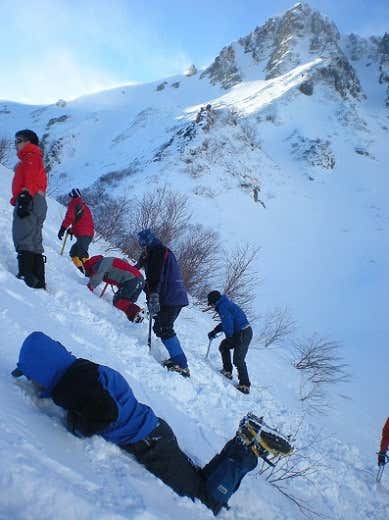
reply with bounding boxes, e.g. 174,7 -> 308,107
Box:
99,282 -> 109,298
60,230 -> 69,256
205,338 -> 214,359
147,310 -> 153,351
376,455 -> 389,482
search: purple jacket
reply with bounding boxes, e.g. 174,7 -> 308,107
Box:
142,241 -> 188,306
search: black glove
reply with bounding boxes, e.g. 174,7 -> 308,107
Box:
58,226 -> 66,240
16,191 -> 33,218
378,451 -> 387,466
208,329 -> 217,340
148,293 -> 160,317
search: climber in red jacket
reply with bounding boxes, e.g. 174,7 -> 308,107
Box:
58,188 -> 94,272
378,417 -> 389,466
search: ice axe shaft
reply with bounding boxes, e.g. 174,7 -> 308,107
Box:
205,338 -> 214,359
60,230 -> 69,256
147,310 -> 153,351
99,282 -> 109,298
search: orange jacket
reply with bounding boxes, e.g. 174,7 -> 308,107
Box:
10,143 -> 47,205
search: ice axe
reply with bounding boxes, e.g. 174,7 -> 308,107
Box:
59,229 -> 69,256
205,337 -> 214,359
147,307 -> 153,351
376,454 -> 389,482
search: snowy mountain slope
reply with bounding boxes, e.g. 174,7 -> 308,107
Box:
0,160 -> 388,520
0,2 -> 389,517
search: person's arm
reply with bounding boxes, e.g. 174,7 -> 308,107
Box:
88,257 -> 112,290
380,418 -> 389,452
61,200 -> 76,229
52,359 -> 118,437
145,245 -> 166,294
219,309 -> 234,338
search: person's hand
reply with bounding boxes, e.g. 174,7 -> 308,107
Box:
208,329 -> 217,340
148,293 -> 160,317
87,283 -> 94,292
16,192 -> 32,218
68,228 -> 74,240
58,226 -> 66,240
378,451 -> 387,466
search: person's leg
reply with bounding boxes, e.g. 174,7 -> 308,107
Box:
30,194 -> 47,254
123,419 -> 205,500
113,279 -> 145,322
69,236 -> 93,272
219,339 -> 233,374
153,306 -> 188,369
201,436 -> 258,515
233,327 -> 253,388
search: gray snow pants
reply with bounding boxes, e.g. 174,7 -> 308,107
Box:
12,193 -> 47,254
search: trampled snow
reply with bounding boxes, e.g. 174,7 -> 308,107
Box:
0,3 -> 389,517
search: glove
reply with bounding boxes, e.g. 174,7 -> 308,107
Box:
208,329 -> 217,340
87,283 -> 94,292
58,226 -> 66,240
16,192 -> 33,218
148,293 -> 160,317
378,451 -> 387,466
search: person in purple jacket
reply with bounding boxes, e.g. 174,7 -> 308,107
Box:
11,331 -> 283,516
136,229 -> 189,377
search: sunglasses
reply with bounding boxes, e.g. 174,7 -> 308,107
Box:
15,138 -> 24,145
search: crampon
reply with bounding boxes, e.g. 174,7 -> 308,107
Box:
237,412 -> 293,466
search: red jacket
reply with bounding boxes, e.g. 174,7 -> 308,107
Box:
10,143 -> 47,205
61,197 -> 94,237
380,417 -> 389,452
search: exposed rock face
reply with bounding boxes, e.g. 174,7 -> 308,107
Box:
201,3 -> 363,99
290,132 -> 336,170
200,46 -> 242,89
185,64 -> 198,76
378,33 -> 389,106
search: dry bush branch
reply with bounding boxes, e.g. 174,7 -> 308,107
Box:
222,243 -> 260,316
292,335 -> 350,414
0,137 -> 12,165
256,307 -> 296,348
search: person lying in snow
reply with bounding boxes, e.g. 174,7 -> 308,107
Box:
207,291 -> 253,394
378,417 -> 389,466
83,255 -> 145,323
11,331 -> 292,515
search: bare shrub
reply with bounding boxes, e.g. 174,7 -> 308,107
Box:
256,307 -> 296,348
258,420 -> 327,519
239,119 -> 260,149
221,243 -> 260,316
292,335 -> 350,414
0,137 -> 12,165
177,225 -> 220,298
82,185 -> 129,251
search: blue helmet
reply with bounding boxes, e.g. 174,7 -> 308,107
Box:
137,229 -> 157,248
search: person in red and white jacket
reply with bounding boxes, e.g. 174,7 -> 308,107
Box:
11,129 -> 47,289
378,417 -> 389,466
58,189 -> 94,272
83,255 -> 145,322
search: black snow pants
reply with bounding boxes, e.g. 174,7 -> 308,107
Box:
122,418 -> 257,515
219,326 -> 253,387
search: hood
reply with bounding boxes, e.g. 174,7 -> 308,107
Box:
15,331 -> 77,397
83,255 -> 103,276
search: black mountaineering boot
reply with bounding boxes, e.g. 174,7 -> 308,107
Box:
33,253 -> 46,289
17,251 -> 39,288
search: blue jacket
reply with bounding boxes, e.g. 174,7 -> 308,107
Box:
215,295 -> 249,338
15,332 -> 158,445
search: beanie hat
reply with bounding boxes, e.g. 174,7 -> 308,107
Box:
137,229 -> 157,248
207,290 -> 221,306
69,188 -> 82,198
15,129 -> 39,146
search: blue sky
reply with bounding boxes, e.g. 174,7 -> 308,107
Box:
1,0 -> 388,105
